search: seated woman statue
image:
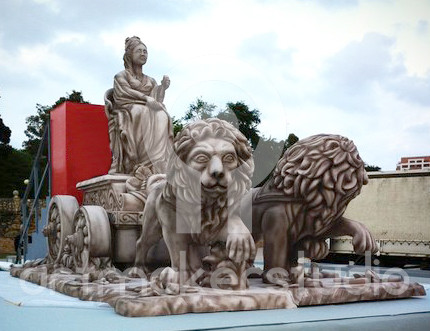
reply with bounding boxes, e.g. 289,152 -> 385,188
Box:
105,36 -> 173,184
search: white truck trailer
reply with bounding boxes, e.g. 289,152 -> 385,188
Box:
328,169 -> 430,268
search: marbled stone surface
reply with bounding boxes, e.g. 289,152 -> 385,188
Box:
10,264 -> 425,317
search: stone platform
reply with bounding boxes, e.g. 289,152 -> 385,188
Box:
10,264 -> 426,317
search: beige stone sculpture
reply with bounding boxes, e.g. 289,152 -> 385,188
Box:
249,134 -> 378,283
133,118 -> 256,285
9,38 -> 426,317
10,129 -> 426,317
105,36 -> 173,178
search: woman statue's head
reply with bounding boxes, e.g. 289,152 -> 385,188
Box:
123,36 -> 147,69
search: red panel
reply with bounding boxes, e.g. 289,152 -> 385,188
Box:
50,102 -> 68,196
50,102 -> 111,203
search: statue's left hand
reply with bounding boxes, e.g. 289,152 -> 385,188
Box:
161,75 -> 170,89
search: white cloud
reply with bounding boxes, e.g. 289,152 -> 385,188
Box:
0,0 -> 429,171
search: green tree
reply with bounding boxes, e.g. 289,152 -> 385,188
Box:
171,116 -> 184,137
364,164 -> 381,172
0,148 -> 33,197
217,102 -> 261,149
0,116 -> 12,158
0,116 -> 11,145
284,133 -> 299,151
23,90 -> 89,156
182,99 -> 263,150
183,98 -> 216,122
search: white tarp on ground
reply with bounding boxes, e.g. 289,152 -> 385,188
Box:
0,271 -> 110,309
0,270 -> 429,331
0,261 -> 14,271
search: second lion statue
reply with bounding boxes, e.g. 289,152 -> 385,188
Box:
133,118 -> 256,283
249,134 -> 378,283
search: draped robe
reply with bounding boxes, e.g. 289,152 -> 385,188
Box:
108,69 -> 173,175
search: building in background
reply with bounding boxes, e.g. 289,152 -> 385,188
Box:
331,169 -> 430,268
396,156 -> 430,171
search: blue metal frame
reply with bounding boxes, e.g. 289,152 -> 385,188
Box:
17,122 -> 51,262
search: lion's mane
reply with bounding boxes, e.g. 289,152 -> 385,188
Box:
271,134 -> 367,241
163,118 -> 254,244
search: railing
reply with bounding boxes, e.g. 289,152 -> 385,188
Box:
17,121 -> 51,262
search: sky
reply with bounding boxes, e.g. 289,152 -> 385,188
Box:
0,0 -> 429,171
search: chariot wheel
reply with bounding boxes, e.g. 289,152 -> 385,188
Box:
67,206 -> 111,273
43,195 -> 79,264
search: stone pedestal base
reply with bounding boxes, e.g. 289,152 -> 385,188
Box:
10,264 -> 426,317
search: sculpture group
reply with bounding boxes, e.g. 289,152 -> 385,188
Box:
10,36 -> 425,317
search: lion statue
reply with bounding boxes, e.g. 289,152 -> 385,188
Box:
248,134 -> 378,283
133,118 -> 256,283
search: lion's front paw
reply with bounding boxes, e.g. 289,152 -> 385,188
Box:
226,233 -> 256,263
159,267 -> 180,285
352,223 -> 378,255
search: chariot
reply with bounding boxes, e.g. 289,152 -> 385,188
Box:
40,102 -> 167,274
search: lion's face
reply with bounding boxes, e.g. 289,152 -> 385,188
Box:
166,118 -> 254,209
186,137 -> 239,197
